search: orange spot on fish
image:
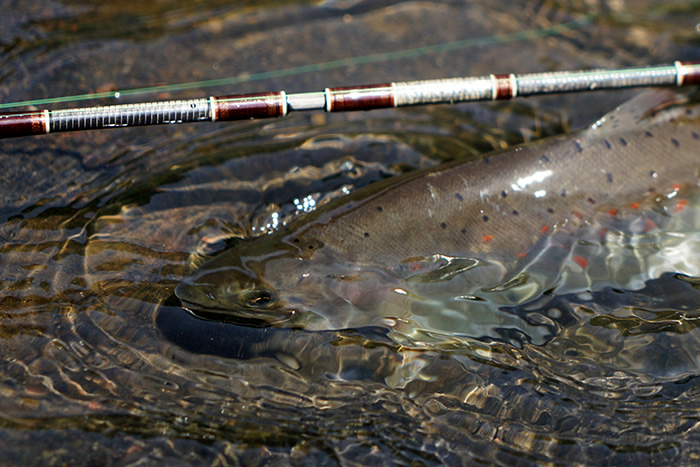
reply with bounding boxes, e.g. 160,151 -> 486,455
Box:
675,199 -> 688,212
517,252 -> 527,258
644,218 -> 657,232
673,184 -> 682,191
608,208 -> 618,216
572,211 -> 584,219
482,234 -> 493,243
540,225 -> 549,234
572,255 -> 588,269
126,445 -> 143,455
630,202 -> 640,209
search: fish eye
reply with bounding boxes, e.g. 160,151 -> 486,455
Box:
244,290 -> 276,308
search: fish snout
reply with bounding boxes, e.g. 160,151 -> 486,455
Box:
175,267 -> 292,323
174,277 -> 224,310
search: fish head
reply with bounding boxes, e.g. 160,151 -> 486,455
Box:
175,233 -> 404,330
175,231 -> 304,326
175,257 -> 292,325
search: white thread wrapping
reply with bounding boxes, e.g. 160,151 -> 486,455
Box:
279,91 -> 288,116
324,88 -> 332,112
43,109 -> 50,134
510,73 -> 518,98
210,96 -> 218,122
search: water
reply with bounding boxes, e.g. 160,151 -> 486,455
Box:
2,0 -> 700,464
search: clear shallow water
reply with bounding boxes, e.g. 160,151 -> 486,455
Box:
3,0 -> 700,465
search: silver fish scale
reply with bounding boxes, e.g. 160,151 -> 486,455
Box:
49,98 -> 211,132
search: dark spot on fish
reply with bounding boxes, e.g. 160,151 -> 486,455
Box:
619,137 -> 627,146
455,193 -> 464,201
693,131 -> 699,139
501,191 -> 507,198
483,157 -> 490,164
293,238 -> 300,243
687,108 -> 693,115
671,138 -> 680,148
607,173 -> 613,183
512,210 -> 519,216
482,216 -> 489,222
610,115 -> 616,120
376,206 -> 383,212
574,141 -> 583,153
461,228 -> 467,234
561,190 -> 567,197
645,131 -> 653,137
604,140 -> 612,149
547,208 -> 554,214
440,222 -> 447,229
540,154 -> 550,163
364,232 -> 370,238
308,244 -> 315,250
588,197 -> 596,204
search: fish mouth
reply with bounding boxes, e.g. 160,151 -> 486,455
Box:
176,295 -> 295,327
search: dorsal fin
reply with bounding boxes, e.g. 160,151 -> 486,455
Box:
586,90 -> 692,137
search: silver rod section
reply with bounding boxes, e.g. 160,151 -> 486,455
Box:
515,66 -> 679,95
390,64 -> 696,106
49,98 -> 212,132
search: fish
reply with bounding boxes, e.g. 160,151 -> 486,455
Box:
175,90 -> 700,343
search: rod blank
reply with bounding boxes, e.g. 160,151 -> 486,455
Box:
2,61 -> 699,139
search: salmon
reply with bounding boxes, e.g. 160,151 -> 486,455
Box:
175,91 -> 700,339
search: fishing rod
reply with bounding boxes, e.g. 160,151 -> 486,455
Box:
2,61 -> 699,140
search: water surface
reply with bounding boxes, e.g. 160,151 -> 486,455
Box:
2,0 -> 700,464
